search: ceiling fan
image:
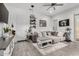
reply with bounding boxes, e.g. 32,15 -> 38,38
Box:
43,3 -> 63,10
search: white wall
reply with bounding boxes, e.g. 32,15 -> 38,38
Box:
4,4 -> 30,42
52,6 -> 79,41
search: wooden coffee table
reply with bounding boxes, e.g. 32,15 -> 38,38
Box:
37,37 -> 53,48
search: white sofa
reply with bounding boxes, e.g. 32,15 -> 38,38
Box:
47,32 -> 65,43
38,31 -> 65,43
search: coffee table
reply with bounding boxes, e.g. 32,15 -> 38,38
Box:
37,37 -> 54,48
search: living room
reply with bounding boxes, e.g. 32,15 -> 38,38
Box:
0,3 -> 79,56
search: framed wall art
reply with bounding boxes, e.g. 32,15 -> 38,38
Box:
39,20 -> 47,27
59,19 -> 70,27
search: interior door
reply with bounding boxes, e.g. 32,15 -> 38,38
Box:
75,14 -> 79,40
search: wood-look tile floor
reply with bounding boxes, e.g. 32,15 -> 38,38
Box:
47,41 -> 79,56
12,41 -> 42,56
12,40 -> 79,56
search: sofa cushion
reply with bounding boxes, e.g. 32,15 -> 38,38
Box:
51,32 -> 58,36
48,32 -> 51,36
38,32 -> 42,37
41,32 -> 44,37
58,32 -> 64,37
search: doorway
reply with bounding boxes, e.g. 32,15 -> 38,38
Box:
74,14 -> 79,41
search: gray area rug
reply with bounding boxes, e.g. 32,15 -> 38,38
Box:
33,42 -> 68,55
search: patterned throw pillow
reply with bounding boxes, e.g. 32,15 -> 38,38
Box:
38,32 -> 42,37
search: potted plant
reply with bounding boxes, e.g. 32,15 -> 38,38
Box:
3,26 -> 11,40
3,27 -> 11,33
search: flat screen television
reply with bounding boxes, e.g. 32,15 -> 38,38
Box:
59,19 -> 70,27
0,3 -> 9,23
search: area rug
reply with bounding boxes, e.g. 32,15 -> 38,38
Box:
32,42 -> 68,55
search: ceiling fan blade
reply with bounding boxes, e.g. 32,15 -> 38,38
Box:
51,3 -> 56,6
47,6 -> 52,10
55,4 -> 63,6
43,4 -> 51,6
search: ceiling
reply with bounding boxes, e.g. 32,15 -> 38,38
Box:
5,3 -> 79,16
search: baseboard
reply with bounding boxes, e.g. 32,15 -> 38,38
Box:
17,40 -> 28,42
